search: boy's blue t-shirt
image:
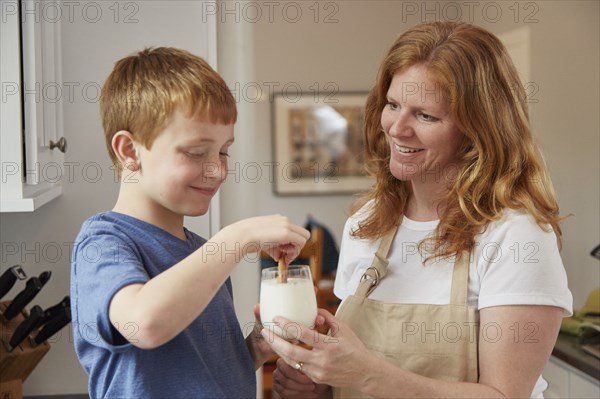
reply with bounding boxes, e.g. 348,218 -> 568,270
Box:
70,212 -> 256,398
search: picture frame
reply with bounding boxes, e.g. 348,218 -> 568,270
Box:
272,92 -> 373,195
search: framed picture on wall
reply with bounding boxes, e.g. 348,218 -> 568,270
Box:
272,92 -> 373,195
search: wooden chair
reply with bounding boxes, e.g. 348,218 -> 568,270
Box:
298,224 -> 324,282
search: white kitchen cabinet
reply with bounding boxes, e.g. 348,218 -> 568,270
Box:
543,356 -> 600,399
1,0 -> 65,212
571,371 -> 600,399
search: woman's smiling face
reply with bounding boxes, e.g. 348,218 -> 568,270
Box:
381,65 -> 464,188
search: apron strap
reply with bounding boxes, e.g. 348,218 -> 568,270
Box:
450,251 -> 470,306
354,224 -> 399,298
354,217 -> 471,305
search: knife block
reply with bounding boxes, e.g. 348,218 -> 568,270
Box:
0,301 -> 50,399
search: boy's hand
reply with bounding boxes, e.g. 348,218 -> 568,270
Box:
246,303 -> 276,369
273,358 -> 331,398
224,215 -> 310,264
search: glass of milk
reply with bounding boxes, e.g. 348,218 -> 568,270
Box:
260,265 -> 318,340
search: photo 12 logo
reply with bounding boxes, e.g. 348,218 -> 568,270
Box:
1,161 -> 108,185
226,81 -> 339,104
1,81 -> 102,105
1,1 -> 140,24
200,1 -> 340,24
399,1 -> 540,24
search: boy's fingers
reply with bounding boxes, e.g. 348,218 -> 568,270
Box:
314,313 -> 326,327
276,358 -> 315,386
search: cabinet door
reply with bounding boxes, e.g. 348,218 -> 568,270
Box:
544,356 -> 600,399
543,358 -> 570,398
21,0 -> 64,186
570,371 -> 600,399
0,0 -> 64,212
1,1 -> 25,205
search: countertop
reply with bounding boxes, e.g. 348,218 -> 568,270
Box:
552,332 -> 600,380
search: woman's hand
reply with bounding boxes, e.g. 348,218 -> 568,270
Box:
261,308 -> 377,391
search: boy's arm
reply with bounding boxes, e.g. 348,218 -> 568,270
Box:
109,215 -> 309,349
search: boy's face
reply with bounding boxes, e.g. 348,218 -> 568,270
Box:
134,109 -> 233,219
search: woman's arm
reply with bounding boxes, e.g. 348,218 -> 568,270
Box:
264,305 -> 562,398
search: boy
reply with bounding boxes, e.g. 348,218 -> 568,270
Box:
70,47 -> 310,398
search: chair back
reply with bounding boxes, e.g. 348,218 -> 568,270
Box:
298,225 -> 324,282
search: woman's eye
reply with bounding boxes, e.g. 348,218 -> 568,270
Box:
219,152 -> 230,158
386,102 -> 398,111
418,112 -> 438,122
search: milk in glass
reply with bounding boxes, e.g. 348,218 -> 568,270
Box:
260,266 -> 318,340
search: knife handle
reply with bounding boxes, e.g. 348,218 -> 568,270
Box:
38,270 -> 52,287
33,308 -> 71,346
2,277 -> 42,321
0,265 -> 27,299
43,296 -> 70,322
6,305 -> 45,352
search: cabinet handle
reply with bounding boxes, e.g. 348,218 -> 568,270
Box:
49,137 -> 67,153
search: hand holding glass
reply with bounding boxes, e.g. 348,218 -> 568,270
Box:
260,265 -> 318,340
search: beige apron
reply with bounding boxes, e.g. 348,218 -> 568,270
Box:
333,223 -> 479,398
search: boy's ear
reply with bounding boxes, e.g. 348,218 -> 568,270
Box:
111,130 -> 141,172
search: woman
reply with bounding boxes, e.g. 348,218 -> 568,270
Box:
262,21 -> 572,398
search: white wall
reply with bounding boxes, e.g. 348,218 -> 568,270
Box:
0,1 -> 597,396
528,2 -> 600,309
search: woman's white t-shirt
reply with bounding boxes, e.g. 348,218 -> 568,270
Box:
334,205 -> 573,398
